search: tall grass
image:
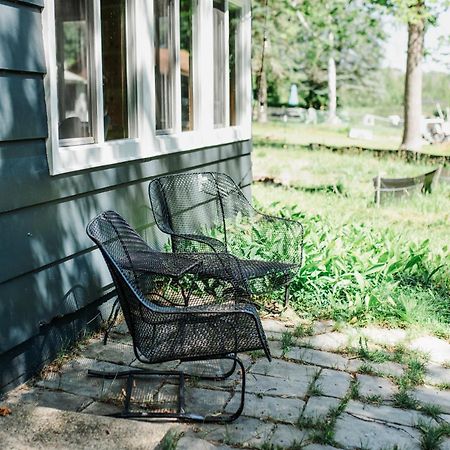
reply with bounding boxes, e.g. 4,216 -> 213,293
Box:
248,139 -> 450,333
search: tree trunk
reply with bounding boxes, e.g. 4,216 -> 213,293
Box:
257,69 -> 268,123
401,18 -> 425,151
328,55 -> 337,124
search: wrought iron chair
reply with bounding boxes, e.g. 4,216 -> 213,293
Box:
86,210 -> 270,422
149,172 -> 304,307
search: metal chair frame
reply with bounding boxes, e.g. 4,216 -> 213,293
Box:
86,210 -> 270,422
149,172 -> 304,307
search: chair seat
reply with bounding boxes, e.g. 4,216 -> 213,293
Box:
194,253 -> 298,281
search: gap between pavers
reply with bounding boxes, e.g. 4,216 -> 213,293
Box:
345,399 -> 438,428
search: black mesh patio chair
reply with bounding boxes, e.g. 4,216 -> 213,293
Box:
148,172 -> 304,307
86,210 -> 270,422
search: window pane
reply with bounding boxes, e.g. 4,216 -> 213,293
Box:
55,0 -> 93,141
229,3 -> 241,126
101,0 -> 129,141
155,0 -> 175,132
180,0 -> 194,131
213,0 -> 227,128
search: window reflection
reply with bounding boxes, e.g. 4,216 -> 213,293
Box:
229,3 -> 241,126
180,0 -> 194,131
155,0 -> 175,132
213,0 -> 227,128
55,0 -> 93,142
101,0 -> 129,141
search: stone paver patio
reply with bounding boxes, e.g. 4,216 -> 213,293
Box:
2,312 -> 450,450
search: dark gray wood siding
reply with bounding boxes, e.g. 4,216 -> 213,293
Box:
0,1 -> 252,392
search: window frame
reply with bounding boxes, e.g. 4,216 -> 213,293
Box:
43,0 -> 251,176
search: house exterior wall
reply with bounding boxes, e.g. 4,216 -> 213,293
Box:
0,0 -> 253,393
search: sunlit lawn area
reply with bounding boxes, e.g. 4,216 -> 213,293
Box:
251,122 -> 450,336
253,120 -> 450,156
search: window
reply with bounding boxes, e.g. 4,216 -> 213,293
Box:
44,0 -> 251,175
229,2 -> 242,126
54,0 -> 134,146
54,1 -> 93,143
154,0 -> 175,133
180,0 -> 194,131
213,0 -> 243,128
213,0 -> 227,128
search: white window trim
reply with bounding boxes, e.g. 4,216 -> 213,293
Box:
43,0 -> 251,176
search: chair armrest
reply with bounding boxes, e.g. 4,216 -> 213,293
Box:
170,232 -> 226,253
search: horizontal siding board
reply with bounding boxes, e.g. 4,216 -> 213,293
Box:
0,1 -> 45,73
0,152 -> 252,285
0,249 -> 113,354
0,297 -> 109,393
0,73 -> 47,141
0,153 -> 252,353
0,140 -> 252,213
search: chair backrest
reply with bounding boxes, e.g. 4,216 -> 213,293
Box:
149,172 -> 251,248
86,211 -> 162,350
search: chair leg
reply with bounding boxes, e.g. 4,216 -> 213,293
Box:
87,355 -> 245,423
284,285 -> 290,308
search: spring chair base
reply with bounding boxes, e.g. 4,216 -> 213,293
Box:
88,355 -> 245,423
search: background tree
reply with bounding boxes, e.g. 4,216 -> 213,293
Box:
252,0 -> 299,122
373,0 -> 449,151
252,0 -> 386,120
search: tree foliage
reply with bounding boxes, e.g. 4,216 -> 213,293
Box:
252,0 -> 387,109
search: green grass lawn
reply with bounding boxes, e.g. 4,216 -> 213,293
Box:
253,121 -> 450,156
251,122 -> 450,336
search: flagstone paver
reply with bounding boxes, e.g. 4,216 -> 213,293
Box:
356,373 -> 398,400
408,336 -> 450,364
82,340 -> 136,366
226,392 -> 305,423
303,445 -> 340,450
359,326 -> 407,346
347,359 -> 405,377
199,417 -> 274,448
301,396 -> 340,421
424,363 -> 450,386
412,385 -> 450,414
250,357 -> 318,381
286,347 -> 350,371
176,435 -> 234,449
246,372 -> 313,398
269,424 -> 310,447
311,320 -> 335,335
6,315 -> 450,450
334,413 -> 422,450
315,368 -> 352,398
300,332 -> 350,352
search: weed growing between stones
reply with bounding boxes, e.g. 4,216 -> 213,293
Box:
248,350 -> 266,361
392,390 -> 420,410
357,337 -> 391,363
349,379 -> 361,400
281,331 -> 294,356
417,421 -> 450,450
306,369 -> 323,397
357,363 -> 382,377
436,382 -> 450,391
293,323 -> 314,339
363,394 -> 383,406
418,403 -> 444,421
159,430 -> 182,450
